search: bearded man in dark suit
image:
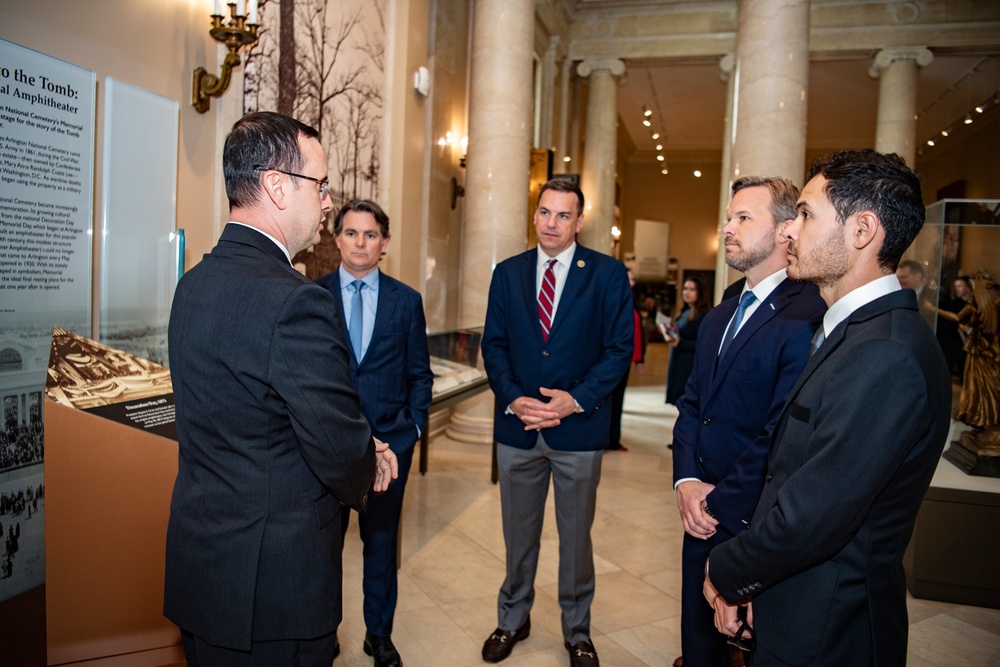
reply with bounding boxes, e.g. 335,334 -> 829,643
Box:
705,150 -> 951,667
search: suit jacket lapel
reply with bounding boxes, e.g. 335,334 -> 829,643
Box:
708,281 -> 795,398
521,252 -> 544,343
326,271 -> 358,366
547,246 -> 588,340
366,273 -> 399,366
770,290 -> 914,457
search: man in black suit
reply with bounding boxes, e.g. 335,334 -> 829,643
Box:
705,150 -> 951,666
672,176 -> 825,667
316,200 -> 434,667
480,178 -> 634,667
165,112 -> 398,666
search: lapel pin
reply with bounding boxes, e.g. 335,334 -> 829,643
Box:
577,260 -> 585,268
770,303 -> 775,310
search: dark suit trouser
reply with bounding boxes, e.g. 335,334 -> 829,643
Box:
341,445 -> 415,636
496,434 -> 603,644
682,531 -> 736,667
181,628 -> 339,667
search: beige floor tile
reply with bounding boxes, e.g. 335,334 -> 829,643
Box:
908,613 -> 1000,666
945,602 -> 1000,636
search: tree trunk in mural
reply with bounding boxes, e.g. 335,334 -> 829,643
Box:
278,0 -> 296,116
243,0 -> 387,278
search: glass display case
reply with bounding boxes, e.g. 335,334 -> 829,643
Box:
904,199 -> 1000,332
427,326 -> 486,399
420,327 -> 492,476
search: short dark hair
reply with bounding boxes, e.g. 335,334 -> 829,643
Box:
332,199 -> 390,239
806,149 -> 924,272
538,178 -> 585,216
731,175 -> 800,227
223,111 -> 320,210
897,259 -> 925,277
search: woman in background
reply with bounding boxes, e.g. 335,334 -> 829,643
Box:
665,277 -> 711,406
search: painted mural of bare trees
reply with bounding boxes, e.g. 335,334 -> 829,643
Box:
244,0 -> 385,203
243,0 -> 386,278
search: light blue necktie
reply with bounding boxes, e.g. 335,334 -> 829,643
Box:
718,290 -> 757,360
348,279 -> 365,360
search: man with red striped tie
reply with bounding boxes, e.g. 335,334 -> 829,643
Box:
480,178 -> 634,667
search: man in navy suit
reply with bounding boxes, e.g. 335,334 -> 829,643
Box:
165,112 -> 397,666
705,150 -> 951,666
317,200 -> 433,667
672,176 -> 825,667
480,178 -> 634,667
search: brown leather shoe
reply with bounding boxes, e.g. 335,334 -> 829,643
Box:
672,657 -> 683,667
565,640 -> 599,667
481,617 -> 530,663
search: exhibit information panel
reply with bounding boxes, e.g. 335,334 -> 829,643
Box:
0,38 -> 96,603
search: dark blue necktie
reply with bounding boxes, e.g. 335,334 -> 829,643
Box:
348,279 -> 365,360
718,290 -> 757,360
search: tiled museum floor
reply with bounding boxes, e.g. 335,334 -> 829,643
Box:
332,345 -> 1000,667
5,346 -> 996,666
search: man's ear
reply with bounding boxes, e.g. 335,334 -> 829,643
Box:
852,211 -> 881,251
260,170 -> 289,210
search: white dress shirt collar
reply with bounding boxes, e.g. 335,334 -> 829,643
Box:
822,274 -> 901,337
228,221 -> 292,264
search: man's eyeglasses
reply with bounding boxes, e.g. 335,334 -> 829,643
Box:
254,165 -> 329,199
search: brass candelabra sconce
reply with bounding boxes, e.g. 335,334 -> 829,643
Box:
192,2 -> 260,114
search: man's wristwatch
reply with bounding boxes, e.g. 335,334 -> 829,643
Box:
572,399 -> 584,414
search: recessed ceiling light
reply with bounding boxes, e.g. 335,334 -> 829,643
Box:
642,120 -> 651,127
693,170 -> 702,178
651,133 -> 660,140
656,155 -> 665,162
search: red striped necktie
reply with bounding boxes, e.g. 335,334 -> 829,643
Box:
538,259 -> 557,341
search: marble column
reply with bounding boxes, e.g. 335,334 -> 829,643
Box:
870,47 -> 933,167
558,57 -> 572,164
730,0 -> 810,183
539,36 -> 560,150
449,0 -> 534,444
577,58 -> 625,255
715,53 -> 738,302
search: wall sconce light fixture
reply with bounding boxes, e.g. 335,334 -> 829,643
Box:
451,177 -> 465,210
192,1 -> 260,114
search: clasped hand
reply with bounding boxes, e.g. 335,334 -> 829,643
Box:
675,480 -> 719,539
703,571 -> 754,641
372,437 -> 399,493
511,387 -> 576,431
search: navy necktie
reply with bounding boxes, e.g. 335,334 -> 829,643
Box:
718,290 -> 757,360
348,279 -> 365,360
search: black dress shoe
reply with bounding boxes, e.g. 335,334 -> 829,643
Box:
364,632 -> 402,667
481,617 -> 530,663
565,639 -> 599,667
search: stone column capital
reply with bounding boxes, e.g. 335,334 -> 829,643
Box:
576,58 -> 626,79
869,47 -> 933,78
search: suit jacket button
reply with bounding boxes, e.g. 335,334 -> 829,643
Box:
542,350 -> 549,357
702,418 -> 711,425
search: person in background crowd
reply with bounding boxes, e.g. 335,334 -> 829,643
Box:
665,276 -> 712,407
